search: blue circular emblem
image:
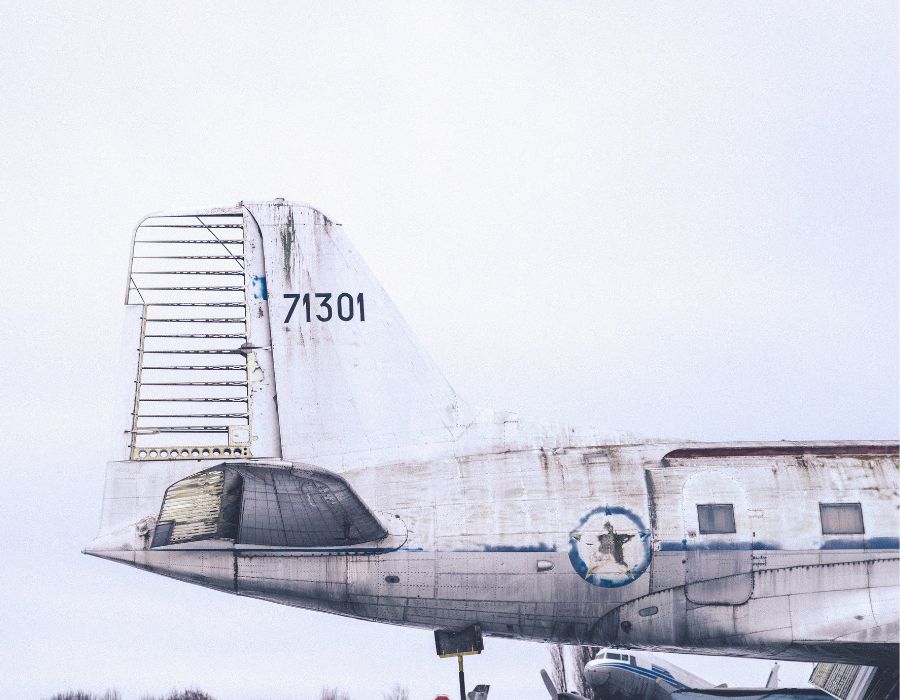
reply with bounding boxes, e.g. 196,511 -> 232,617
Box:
568,506 -> 652,587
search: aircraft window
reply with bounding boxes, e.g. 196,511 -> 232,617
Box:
151,521 -> 174,548
819,503 -> 864,535
697,503 -> 736,534
607,652 -> 621,660
152,469 -> 240,546
152,465 -> 387,548
630,656 -> 637,666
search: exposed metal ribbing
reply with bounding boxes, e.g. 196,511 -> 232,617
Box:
143,334 -> 246,339
139,213 -> 242,219
142,349 -> 246,355
145,302 -> 246,307
138,413 -> 250,418
133,255 -> 246,260
137,286 -> 245,291
146,318 -> 246,323
128,212 -> 252,459
140,397 -> 247,402
139,381 -> 248,386
137,239 -> 244,244
136,426 -> 232,433
134,271 -> 246,275
138,223 -> 243,228
141,365 -> 247,370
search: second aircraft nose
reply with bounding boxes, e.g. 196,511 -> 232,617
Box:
583,662 -> 610,687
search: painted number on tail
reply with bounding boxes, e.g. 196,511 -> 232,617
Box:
283,293 -> 366,323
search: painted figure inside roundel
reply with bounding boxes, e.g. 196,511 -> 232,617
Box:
590,521 -> 633,573
568,508 -> 652,587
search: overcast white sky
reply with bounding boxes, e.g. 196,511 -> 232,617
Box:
1,2 -> 897,699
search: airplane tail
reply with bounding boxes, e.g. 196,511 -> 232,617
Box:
91,199 -> 475,551
116,199 -> 473,472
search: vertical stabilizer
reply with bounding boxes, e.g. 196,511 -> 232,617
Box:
243,200 -> 472,468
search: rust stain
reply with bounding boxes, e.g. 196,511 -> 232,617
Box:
281,206 -> 295,283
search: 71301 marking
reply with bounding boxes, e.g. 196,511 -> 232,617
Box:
283,293 -> 365,323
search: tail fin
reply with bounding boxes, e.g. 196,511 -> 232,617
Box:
242,200 -> 471,467
118,199 -> 470,472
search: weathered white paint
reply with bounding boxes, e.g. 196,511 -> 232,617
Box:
242,206 -> 281,459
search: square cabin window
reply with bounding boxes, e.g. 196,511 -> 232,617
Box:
819,503 -> 864,535
697,503 -> 736,534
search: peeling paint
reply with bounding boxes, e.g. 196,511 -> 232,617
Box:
250,275 -> 267,300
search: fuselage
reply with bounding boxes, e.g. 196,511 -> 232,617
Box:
88,437 -> 899,666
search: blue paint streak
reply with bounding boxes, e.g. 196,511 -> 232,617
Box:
820,537 -> 898,550
251,275 -> 268,300
819,539 -> 864,550
598,662 -> 686,690
751,541 -> 782,550
673,540 -> 779,551
651,664 -> 678,682
482,543 -> 557,552
658,540 -> 781,551
658,538 -> 899,552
